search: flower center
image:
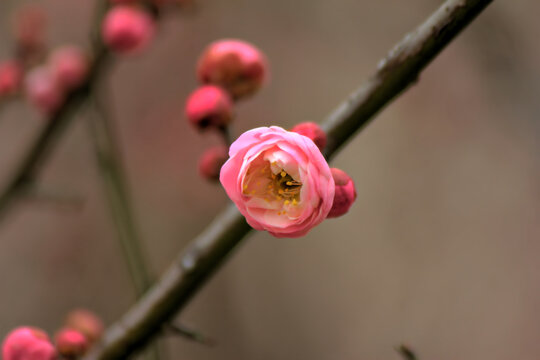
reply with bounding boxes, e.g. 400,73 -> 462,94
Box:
242,160 -> 303,208
270,169 -> 302,204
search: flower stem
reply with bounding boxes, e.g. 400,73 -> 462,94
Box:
87,92 -> 162,360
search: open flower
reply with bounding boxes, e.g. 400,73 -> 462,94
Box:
220,126 -> 335,238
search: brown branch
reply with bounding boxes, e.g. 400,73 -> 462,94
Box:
0,0 -> 163,224
84,0 -> 493,358
397,344 -> 418,360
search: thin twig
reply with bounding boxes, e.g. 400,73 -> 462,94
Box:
0,0 -> 165,225
88,91 -> 163,360
88,92 -> 153,296
0,0 -> 111,223
397,344 -> 418,360
165,323 -> 215,346
83,0 -> 493,359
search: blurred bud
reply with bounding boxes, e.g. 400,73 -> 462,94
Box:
290,122 -> 327,151
24,66 -> 65,115
64,309 -> 104,344
199,146 -> 228,181
12,5 -> 47,64
48,46 -> 89,91
0,60 -> 23,97
197,39 -> 267,100
55,328 -> 89,358
327,168 -> 356,218
102,6 -> 155,54
185,85 -> 233,131
2,327 -> 56,360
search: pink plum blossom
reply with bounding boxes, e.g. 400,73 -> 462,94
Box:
327,168 -> 356,218
55,328 -> 89,357
220,126 -> 335,238
185,85 -> 233,131
290,122 -> 327,151
102,6 -> 155,54
197,39 -> 268,100
2,327 -> 56,360
64,309 -> 104,344
48,45 -> 89,90
24,65 -> 65,115
0,60 -> 23,96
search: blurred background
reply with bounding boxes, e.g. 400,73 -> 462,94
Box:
1,0 -> 539,359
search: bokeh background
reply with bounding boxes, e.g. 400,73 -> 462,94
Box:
1,0 -> 540,359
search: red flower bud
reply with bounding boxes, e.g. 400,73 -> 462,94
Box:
2,327 -> 56,360
199,145 -> 228,181
55,328 -> 89,358
0,60 -> 23,97
49,46 -> 89,90
12,5 -> 47,62
64,309 -> 104,345
327,168 -> 356,218
185,85 -> 233,131
197,39 -> 267,100
24,65 -> 65,115
290,122 -> 327,151
102,6 -> 155,54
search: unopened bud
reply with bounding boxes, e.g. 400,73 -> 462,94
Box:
55,328 -> 89,358
290,122 -> 327,151
185,85 -> 233,131
24,65 -> 65,115
199,146 -> 228,181
2,327 -> 56,360
49,46 -> 89,90
12,5 -> 47,64
327,168 -> 356,218
197,39 -> 267,100
64,309 -> 104,345
0,60 -> 23,97
102,6 -> 155,54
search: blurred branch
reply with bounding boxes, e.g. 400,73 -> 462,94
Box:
0,0 -> 164,225
88,91 -> 163,360
164,323 -> 215,346
22,183 -> 84,210
88,92 -> 153,297
84,0 -> 493,359
397,345 -> 418,360
0,0 -> 111,224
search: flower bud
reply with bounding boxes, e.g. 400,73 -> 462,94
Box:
2,327 -> 56,360
24,65 -> 65,115
185,85 -> 233,131
290,122 -> 327,151
102,6 -> 155,54
199,145 -> 228,181
12,5 -> 47,64
55,328 -> 89,358
0,60 -> 23,97
48,46 -> 89,91
197,39 -> 267,99
64,309 -> 104,344
327,168 -> 356,218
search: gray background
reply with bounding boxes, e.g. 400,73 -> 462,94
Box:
1,0 -> 539,359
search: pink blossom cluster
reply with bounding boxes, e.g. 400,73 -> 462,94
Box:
184,39 -> 269,181
181,39 -> 356,237
2,309 -> 103,360
0,5 -> 90,115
